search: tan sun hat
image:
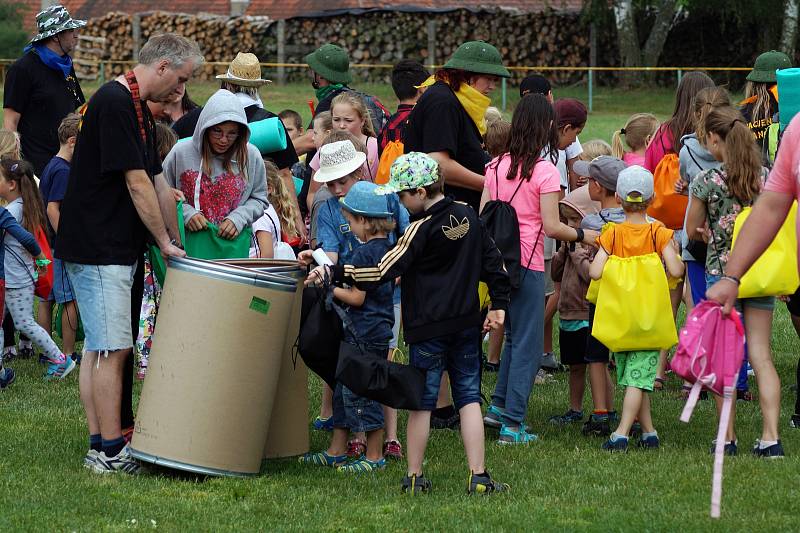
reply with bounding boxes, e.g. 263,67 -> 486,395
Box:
216,52 -> 271,87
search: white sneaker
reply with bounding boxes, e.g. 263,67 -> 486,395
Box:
83,449 -> 100,469
93,445 -> 140,474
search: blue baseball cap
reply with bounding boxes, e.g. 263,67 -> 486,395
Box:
340,181 -> 393,218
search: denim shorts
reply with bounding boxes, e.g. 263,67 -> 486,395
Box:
44,257 -> 75,304
332,341 -> 386,433
705,273 -> 775,312
409,327 -> 481,411
65,262 -> 136,353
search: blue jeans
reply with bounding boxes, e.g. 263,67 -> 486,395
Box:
686,260 -> 706,307
332,341 -> 386,433
491,269 -> 545,426
409,328 -> 481,411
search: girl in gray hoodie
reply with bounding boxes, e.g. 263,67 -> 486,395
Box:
163,89 -> 267,242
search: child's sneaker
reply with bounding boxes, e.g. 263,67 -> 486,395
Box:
549,409 -> 584,425
751,440 -> 785,459
401,473 -> 432,495
71,352 -> 82,365
298,451 -> 348,467
93,445 -> 140,474
18,346 -> 35,359
3,347 -> 16,361
534,368 -> 554,385
467,470 -> 509,495
582,414 -> 611,437
45,357 -> 76,381
483,404 -> 504,429
790,414 -> 800,429
710,439 -> 738,456
83,449 -> 100,469
498,425 -> 538,445
346,438 -> 367,458
383,439 -> 403,460
337,457 -> 386,473
737,389 -> 753,402
312,415 -> 334,431
601,433 -> 629,452
638,434 -> 660,449
0,367 -> 16,390
630,422 -> 642,439
540,352 -> 558,371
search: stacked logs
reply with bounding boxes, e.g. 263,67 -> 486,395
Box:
261,9 -> 591,84
73,11 -> 273,80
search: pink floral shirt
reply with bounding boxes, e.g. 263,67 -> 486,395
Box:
179,169 -> 246,224
690,165 -> 769,276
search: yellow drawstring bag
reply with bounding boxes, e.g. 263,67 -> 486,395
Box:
731,202 -> 799,298
586,279 -> 600,304
591,253 -> 678,352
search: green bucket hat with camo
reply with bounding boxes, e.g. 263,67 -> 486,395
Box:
375,152 -> 440,195
30,5 -> 87,43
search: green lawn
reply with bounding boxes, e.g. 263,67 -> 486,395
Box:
1,82 -> 797,530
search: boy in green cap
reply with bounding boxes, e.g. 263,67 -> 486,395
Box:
307,152 -> 511,494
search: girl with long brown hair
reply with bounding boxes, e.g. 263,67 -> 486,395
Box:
163,89 -> 267,251
686,105 -> 782,457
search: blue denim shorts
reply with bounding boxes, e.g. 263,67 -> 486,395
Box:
409,328 -> 481,411
44,257 -> 75,304
65,262 -> 136,353
332,341 -> 386,433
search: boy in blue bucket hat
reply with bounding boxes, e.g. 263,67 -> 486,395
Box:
299,181 -> 397,473
308,152 -> 512,495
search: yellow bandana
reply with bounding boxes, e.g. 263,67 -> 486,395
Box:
453,82 -> 491,136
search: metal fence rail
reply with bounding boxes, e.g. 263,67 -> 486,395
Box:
0,59 -> 754,112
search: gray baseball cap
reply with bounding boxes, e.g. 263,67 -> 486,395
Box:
616,165 -> 654,203
573,156 -> 627,191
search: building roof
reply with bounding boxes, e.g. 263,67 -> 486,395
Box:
20,0 -> 581,29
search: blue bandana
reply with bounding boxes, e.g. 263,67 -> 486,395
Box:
24,42 -> 73,79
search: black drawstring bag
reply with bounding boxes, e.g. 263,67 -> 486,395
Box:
335,341 -> 426,411
298,280 -> 342,389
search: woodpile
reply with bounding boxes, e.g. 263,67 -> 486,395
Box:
74,11 -> 273,81
261,9 -> 591,84
74,8 -> 592,84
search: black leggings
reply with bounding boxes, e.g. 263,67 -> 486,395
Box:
121,257 -> 144,431
3,313 -> 29,348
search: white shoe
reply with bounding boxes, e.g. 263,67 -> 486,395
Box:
92,445 -> 140,474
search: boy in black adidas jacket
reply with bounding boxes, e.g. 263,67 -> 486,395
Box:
306,152 -> 511,495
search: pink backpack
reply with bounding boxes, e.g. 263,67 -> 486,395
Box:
672,300 -> 746,518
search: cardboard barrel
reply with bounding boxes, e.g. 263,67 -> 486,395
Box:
224,259 -> 310,458
130,257 -> 297,477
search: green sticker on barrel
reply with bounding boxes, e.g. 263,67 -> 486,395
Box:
249,297 -> 270,315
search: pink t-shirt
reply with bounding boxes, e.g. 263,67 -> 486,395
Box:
644,125 -> 674,173
310,136 -> 380,181
623,151 -> 646,167
485,155 -> 561,272
764,114 -> 800,269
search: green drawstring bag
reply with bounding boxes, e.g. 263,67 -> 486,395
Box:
149,200 -> 253,285
55,303 -> 85,342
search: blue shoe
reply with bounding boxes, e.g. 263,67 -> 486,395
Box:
549,409 -> 584,425
752,440 -> 785,459
710,439 -> 738,456
299,450 -> 347,467
45,357 -> 76,381
638,434 -> 660,449
337,456 -> 387,473
602,433 -> 629,452
312,416 -> 334,431
483,405 -> 504,429
498,424 -> 538,445
0,367 -> 15,389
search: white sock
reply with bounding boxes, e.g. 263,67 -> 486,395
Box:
759,439 -> 778,449
19,339 -> 32,350
642,431 -> 658,439
611,432 -> 628,441
3,346 -> 16,355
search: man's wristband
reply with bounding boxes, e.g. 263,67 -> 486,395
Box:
721,275 -> 741,286
574,228 -> 584,243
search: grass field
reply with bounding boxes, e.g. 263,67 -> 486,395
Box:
1,81 -> 797,531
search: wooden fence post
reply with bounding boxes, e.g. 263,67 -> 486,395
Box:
132,13 -> 142,62
426,19 -> 436,70
277,19 -> 286,84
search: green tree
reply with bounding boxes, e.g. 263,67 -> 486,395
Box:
0,1 -> 30,59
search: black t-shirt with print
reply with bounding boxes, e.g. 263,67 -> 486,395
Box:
56,81 -> 162,265
3,51 -> 85,176
403,81 -> 487,211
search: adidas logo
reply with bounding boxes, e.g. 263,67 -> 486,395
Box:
442,215 -> 469,240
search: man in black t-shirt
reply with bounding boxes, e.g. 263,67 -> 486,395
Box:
3,5 -> 86,177
172,52 -> 305,240
57,34 -> 202,474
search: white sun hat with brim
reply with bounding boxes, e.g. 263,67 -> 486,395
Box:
216,52 -> 272,87
313,140 -> 367,183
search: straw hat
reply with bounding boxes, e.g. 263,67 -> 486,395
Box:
216,52 -> 271,87
313,140 -> 366,183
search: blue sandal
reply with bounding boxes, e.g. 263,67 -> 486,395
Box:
337,456 -> 386,473
298,451 -> 347,467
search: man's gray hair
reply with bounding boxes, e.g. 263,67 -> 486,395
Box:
138,33 -> 204,69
